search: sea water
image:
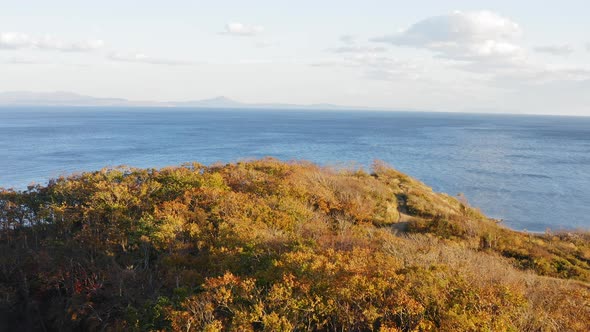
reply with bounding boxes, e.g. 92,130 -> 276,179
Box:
1,107 -> 589,232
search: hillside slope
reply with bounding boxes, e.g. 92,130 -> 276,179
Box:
1,158 -> 589,331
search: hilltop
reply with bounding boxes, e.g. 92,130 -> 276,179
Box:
1,158 -> 589,331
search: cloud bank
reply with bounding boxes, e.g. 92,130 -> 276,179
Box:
0,32 -> 104,52
372,10 -> 524,63
330,46 -> 387,53
223,22 -> 264,36
369,10 -> 590,84
107,52 -> 193,65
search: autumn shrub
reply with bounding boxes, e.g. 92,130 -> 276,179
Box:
1,158 -> 589,331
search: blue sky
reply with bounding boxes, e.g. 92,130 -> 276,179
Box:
1,0 -> 589,114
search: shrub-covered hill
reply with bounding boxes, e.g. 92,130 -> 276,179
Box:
1,158 -> 589,331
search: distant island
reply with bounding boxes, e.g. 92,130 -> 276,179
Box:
1,158 -> 589,330
0,91 -> 374,110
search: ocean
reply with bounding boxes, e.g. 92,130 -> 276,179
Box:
1,107 -> 589,232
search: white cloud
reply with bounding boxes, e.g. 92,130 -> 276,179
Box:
437,40 -> 526,63
0,32 -> 32,49
330,33 -> 387,54
319,12 -> 526,84
369,10 -> 590,84
35,35 -> 104,52
330,45 -> 387,53
309,59 -> 357,67
65,39 -> 105,52
107,52 -> 193,65
454,55 -> 590,87
586,43 -> 590,51
372,11 -> 523,62
0,32 -> 103,52
374,10 -> 521,45
534,44 -> 573,56
340,34 -> 356,44
351,9 -> 590,104
223,22 -> 264,36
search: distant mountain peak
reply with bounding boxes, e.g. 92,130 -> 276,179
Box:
0,91 -> 130,106
173,95 -> 245,107
202,96 -> 241,104
0,90 -> 371,110
209,96 -> 235,102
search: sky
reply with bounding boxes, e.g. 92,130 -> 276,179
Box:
1,0 -> 589,115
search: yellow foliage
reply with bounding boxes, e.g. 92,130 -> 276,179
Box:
1,158 -> 590,331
